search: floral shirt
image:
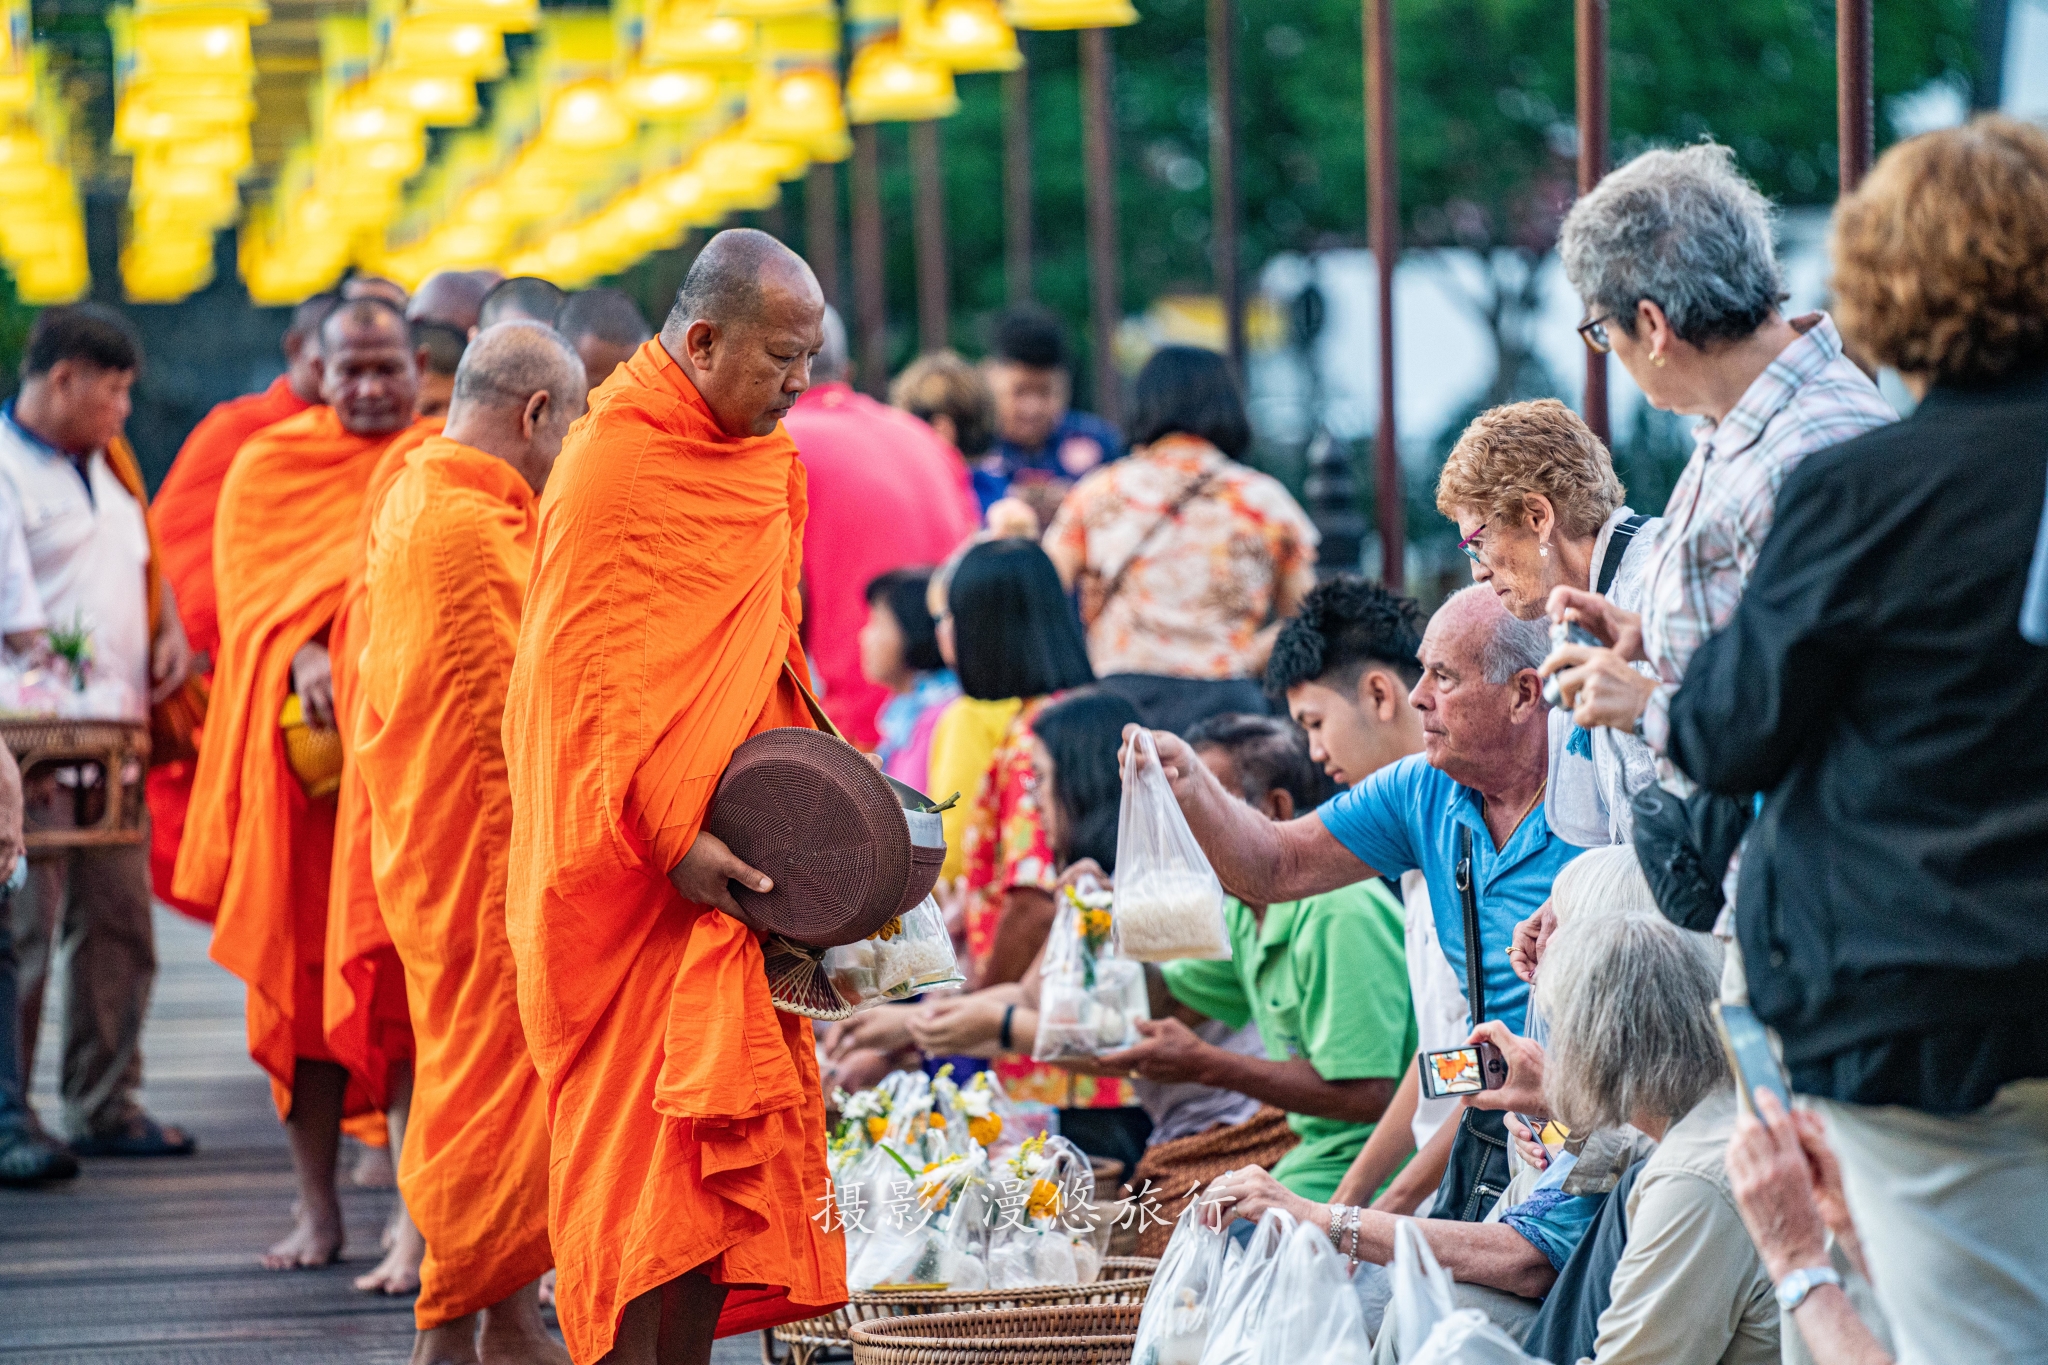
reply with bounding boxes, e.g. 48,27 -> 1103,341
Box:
957,695 -> 1133,1109
1046,436 -> 1318,680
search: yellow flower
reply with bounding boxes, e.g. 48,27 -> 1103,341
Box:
928,1111 -> 947,1128
866,1115 -> 889,1141
877,916 -> 904,941
968,1113 -> 1003,1147
1026,1177 -> 1062,1221
1081,908 -> 1114,940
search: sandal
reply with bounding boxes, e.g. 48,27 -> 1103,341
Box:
69,1115 -> 197,1158
0,1126 -> 81,1185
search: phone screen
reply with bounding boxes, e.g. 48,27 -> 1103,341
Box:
1715,1003 -> 1791,1117
1421,1046 -> 1488,1098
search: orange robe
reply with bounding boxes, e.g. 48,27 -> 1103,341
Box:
146,375 -> 313,922
175,406 -> 437,1118
504,339 -> 846,1362
321,421 -> 440,1111
356,436 -> 553,1327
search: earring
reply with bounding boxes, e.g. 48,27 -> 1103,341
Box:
1540,543 -> 1549,557
1652,351 -> 1667,368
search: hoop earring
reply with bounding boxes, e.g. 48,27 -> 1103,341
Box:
1652,352 -> 1667,368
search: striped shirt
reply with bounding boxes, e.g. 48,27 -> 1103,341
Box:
1638,313 -> 1895,766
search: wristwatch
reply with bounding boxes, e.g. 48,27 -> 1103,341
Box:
1774,1265 -> 1842,1313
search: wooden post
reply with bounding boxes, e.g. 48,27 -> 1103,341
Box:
911,120 -> 951,354
1003,61 -> 1034,304
1207,0 -> 1243,380
1365,0 -> 1401,588
1080,27 -> 1123,428
805,161 -> 841,315
1837,0 -> 1873,193
1575,0 -> 1609,445
851,123 -> 888,396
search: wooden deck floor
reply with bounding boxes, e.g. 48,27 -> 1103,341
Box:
0,908 -> 763,1365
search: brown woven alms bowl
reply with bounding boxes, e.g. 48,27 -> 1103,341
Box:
847,1302 -> 1145,1365
706,727 -> 913,948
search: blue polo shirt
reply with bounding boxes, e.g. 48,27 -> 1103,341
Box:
1316,753 -> 1584,1036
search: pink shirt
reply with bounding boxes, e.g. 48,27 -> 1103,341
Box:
784,383 -> 980,746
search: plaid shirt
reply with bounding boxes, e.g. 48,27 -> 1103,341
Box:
1638,314 -> 1895,763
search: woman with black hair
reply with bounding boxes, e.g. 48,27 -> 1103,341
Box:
860,567 -> 958,787
1045,345 -> 1318,734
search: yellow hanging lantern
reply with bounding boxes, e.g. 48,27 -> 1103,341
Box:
131,14 -> 253,78
621,65 -> 720,119
903,0 -> 1022,72
747,67 -> 849,160
373,69 -> 480,125
713,0 -> 830,16
644,2 -> 754,66
844,36 -> 957,123
386,17 -> 506,78
541,80 -> 635,150
1001,0 -> 1135,29
407,0 -> 539,32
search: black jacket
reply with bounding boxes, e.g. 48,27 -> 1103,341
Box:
1668,366 -> 2048,1112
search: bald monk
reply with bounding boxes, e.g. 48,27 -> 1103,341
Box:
175,297 -> 435,1270
410,322 -> 466,420
145,292 -> 336,919
476,275 -> 566,336
556,287 -> 652,396
407,269 -> 493,335
345,274 -> 411,309
356,322 -> 587,1365
504,228 -> 846,1365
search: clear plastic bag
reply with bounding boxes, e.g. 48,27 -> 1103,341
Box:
1131,1201 -> 1232,1365
1115,730 -> 1231,962
1034,881 -> 1150,1061
1256,1220 -> 1367,1365
1195,1207 -> 1294,1365
825,895 -> 963,1011
1390,1219 -> 1458,1364
1407,1309 -> 1543,1365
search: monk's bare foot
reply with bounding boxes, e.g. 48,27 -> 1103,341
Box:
480,1291 -> 571,1365
352,1142 -> 397,1189
262,1205 -> 343,1270
410,1316 -> 480,1365
353,1203 -> 424,1294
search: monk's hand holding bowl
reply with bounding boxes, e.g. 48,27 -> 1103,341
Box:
291,641 -> 336,732
669,829 -> 772,930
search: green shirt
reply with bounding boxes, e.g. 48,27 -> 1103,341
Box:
1161,879 -> 1415,1202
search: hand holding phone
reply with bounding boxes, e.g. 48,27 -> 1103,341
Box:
1715,1003 -> 1791,1120
1542,620 -> 1604,707
1417,1040 -> 1509,1100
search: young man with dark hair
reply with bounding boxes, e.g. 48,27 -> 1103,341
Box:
1,302 -> 196,1160
978,306 -> 1123,510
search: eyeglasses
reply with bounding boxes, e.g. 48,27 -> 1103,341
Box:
1456,521 -> 1488,567
1576,314 -> 1614,355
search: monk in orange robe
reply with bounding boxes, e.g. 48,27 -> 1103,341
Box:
357,321 -> 588,1365
175,297 -> 434,1270
504,229 -> 846,1365
144,292 -> 334,921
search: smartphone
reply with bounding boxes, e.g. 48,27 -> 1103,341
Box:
1715,1003 -> 1791,1119
1542,620 -> 1604,707
1418,1041 -> 1508,1100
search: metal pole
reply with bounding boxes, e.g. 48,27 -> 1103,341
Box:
1365,0 -> 1401,588
1837,0 -> 1873,193
911,120 -> 951,354
851,123 -> 888,396
1003,61 -> 1034,304
805,161 -> 841,317
1575,0 -> 1609,446
1207,0 -> 1243,381
1080,27 -> 1123,429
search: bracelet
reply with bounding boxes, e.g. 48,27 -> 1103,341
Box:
999,1004 -> 1016,1052
1325,1204 -> 1361,1269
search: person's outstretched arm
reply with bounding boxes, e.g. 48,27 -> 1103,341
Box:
1122,726 -> 1376,905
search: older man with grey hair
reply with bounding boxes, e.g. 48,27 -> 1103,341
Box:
781,306 -> 981,743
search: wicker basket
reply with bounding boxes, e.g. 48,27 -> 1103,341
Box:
845,1303 -> 1144,1365
2,718 -> 150,850
770,1258 -> 1155,1365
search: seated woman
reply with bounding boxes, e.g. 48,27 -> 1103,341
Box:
860,567 -> 958,788
1211,852 -> 1775,1364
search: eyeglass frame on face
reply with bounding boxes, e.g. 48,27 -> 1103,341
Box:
1457,520 -> 1489,568
1577,313 -> 1614,355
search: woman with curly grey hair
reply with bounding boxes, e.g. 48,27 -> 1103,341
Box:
1539,143 -> 1893,767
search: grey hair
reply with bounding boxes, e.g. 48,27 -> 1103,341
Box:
1444,585 -> 1550,684
1550,843 -> 1657,928
1537,894 -> 1728,1133
450,320 -> 585,414
1560,142 -> 1783,347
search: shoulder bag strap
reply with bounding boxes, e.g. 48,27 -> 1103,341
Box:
1085,467 -> 1223,624
782,660 -> 848,742
1593,513 -> 1651,598
1457,824 -> 1486,1026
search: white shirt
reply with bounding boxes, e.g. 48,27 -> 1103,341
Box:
0,479 -> 47,636
0,410 -> 151,716
1402,870 -> 1467,1150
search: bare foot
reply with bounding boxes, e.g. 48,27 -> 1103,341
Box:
353,1141 -> 397,1189
263,1205 -> 343,1270
410,1315 -> 480,1365
480,1303 -> 572,1365
354,1201 -> 425,1294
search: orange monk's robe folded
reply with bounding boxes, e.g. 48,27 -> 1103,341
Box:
504,339 -> 846,1363
356,436 -> 554,1328
321,420 -> 440,1111
146,376 -> 312,922
175,406 -> 437,1119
